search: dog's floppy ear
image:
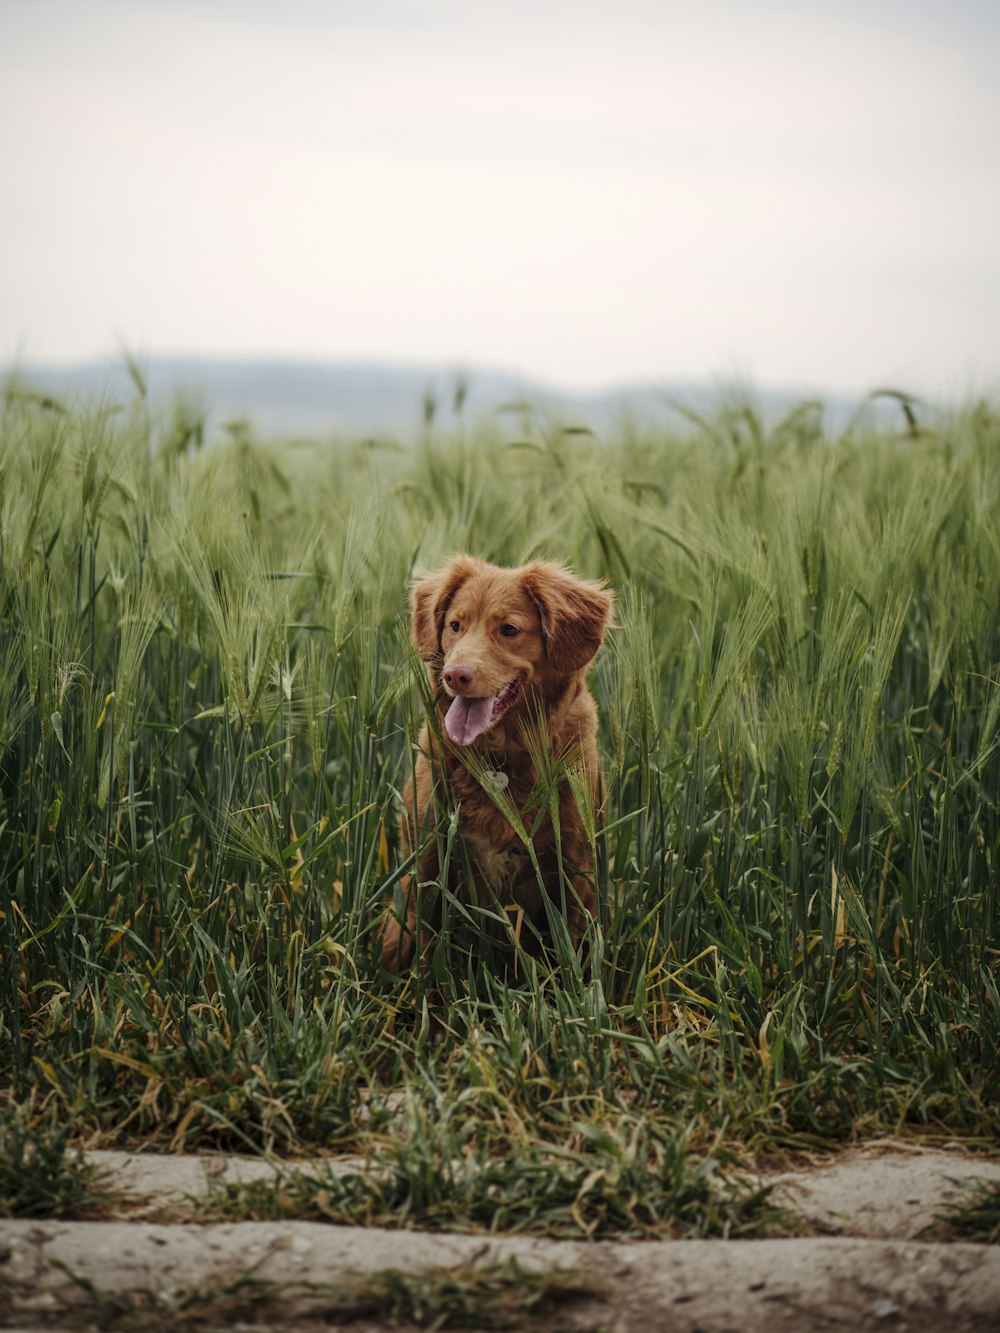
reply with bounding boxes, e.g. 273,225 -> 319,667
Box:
521,562 -> 614,673
410,555 -> 482,660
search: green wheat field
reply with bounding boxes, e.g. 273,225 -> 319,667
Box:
1,377 -> 998,1237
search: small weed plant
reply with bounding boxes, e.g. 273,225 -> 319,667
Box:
0,1106 -> 113,1218
40,1257 -> 599,1330
931,1178 -> 1000,1244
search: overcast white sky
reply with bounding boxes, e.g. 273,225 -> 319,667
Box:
2,0 -> 998,396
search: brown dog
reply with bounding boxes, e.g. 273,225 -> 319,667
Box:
379,555 -> 613,972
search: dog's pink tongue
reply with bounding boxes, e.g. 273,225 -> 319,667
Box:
444,695 -> 496,746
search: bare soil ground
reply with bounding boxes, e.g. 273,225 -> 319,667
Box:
2,1142 -> 999,1332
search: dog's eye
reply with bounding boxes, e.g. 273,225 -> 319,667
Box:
449,619 -> 461,633
500,623 -> 520,638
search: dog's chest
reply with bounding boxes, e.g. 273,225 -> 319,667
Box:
443,753 -> 540,894
465,832 -> 523,892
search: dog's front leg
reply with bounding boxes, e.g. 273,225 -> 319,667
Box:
377,840 -> 445,973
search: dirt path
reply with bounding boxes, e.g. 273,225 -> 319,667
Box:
2,1143 -> 998,1331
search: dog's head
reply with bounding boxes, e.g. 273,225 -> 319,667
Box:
410,556 -> 613,746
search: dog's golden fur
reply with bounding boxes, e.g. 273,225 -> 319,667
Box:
379,555 -> 613,971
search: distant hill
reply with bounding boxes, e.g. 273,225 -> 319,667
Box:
1,356 -> 893,441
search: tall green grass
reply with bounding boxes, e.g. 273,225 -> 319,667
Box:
1,382 -> 997,1216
